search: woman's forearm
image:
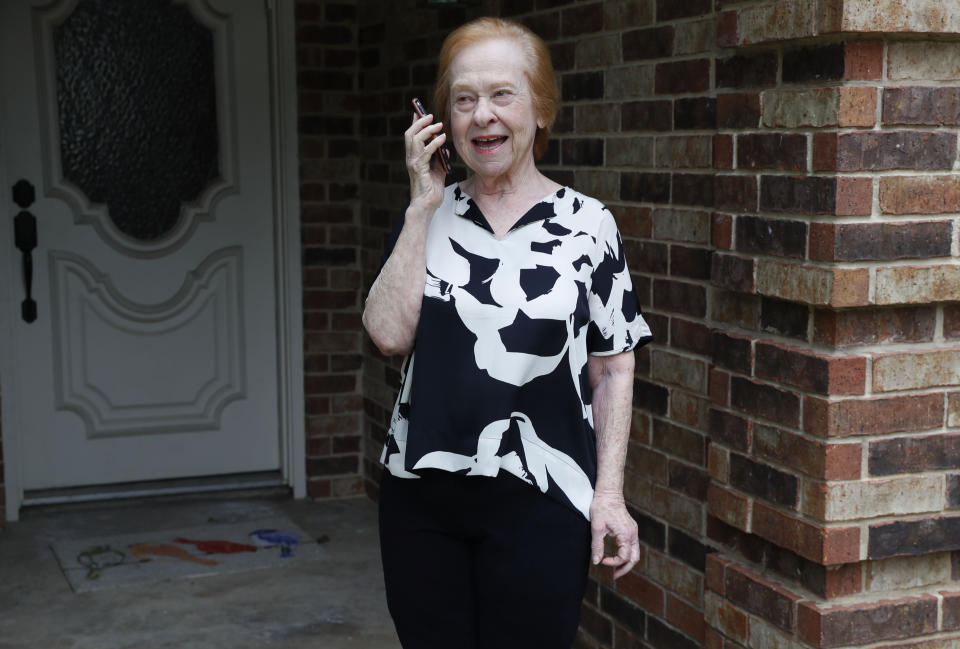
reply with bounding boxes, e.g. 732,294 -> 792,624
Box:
362,205 -> 433,356
589,351 -> 636,496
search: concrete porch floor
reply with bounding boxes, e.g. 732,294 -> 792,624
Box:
0,492 -> 401,649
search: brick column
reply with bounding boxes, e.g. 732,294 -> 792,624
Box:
296,0 -> 366,498
706,2 -> 960,648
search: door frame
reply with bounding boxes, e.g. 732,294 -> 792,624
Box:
0,0 -> 306,522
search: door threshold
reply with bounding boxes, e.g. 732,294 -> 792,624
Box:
21,471 -> 288,507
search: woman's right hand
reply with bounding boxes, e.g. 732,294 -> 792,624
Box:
405,113 -> 447,212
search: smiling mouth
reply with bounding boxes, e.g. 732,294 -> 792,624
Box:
472,135 -> 508,152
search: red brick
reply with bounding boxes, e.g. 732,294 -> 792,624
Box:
724,563 -> 801,631
836,131 -> 957,171
823,563 -> 862,598
845,41 -> 884,80
799,596 -> 938,648
711,254 -> 755,293
717,11 -> 738,48
755,342 -> 866,395
752,502 -> 860,564
754,424 -> 862,480
947,305 -> 960,340
883,87 -> 960,126
717,92 -> 761,129
944,591 -> 960,630
804,393 -> 945,438
731,377 -> 800,427
616,571 -> 664,617
738,133 -> 807,170
714,134 -> 734,169
715,175 -> 758,211
812,132 -> 839,171
835,176 -> 873,216
667,593 -> 706,644
712,213 -> 733,250
709,368 -> 730,406
656,59 -> 711,95
813,306 -> 937,346
705,553 -> 730,594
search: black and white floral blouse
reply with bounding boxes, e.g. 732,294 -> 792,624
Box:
379,183 -> 652,519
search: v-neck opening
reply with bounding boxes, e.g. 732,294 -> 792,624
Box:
454,183 -> 568,240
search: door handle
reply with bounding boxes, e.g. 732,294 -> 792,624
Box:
12,179 -> 37,323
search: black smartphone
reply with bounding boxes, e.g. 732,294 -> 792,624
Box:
411,97 -> 451,175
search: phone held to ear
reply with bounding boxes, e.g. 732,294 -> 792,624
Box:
411,97 -> 452,175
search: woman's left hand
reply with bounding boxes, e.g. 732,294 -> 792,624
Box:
589,490 -> 640,579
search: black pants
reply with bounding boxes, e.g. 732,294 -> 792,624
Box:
378,469 -> 592,649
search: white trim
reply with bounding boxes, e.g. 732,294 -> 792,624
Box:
0,1 -> 305,520
0,6 -> 24,519
269,0 -> 306,499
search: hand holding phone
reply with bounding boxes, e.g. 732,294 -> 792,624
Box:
411,97 -> 451,175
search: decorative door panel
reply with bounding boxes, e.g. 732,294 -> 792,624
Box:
2,0 -> 281,491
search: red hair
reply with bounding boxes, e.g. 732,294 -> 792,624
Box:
433,17 -> 559,160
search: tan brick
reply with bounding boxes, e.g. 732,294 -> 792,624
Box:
756,261 -> 869,307
737,0 -> 817,45
649,484 -> 702,535
675,17 -> 715,55
575,103 -> 619,133
832,0 -> 960,33
652,350 -> 707,392
607,136 -> 654,166
879,176 -> 960,215
802,476 -> 943,522
574,170 -> 619,204
875,265 -> 960,304
708,483 -> 750,530
873,349 -> 960,391
605,65 -> 655,99
763,88 -> 841,128
647,549 -> 703,604
655,136 -> 713,169
950,392 -> 960,428
748,616 -> 807,649
866,552 -> 953,592
604,0 -> 654,29
653,208 -> 711,244
705,592 -> 749,644
889,41 -> 960,81
838,87 -> 878,126
575,34 -> 620,69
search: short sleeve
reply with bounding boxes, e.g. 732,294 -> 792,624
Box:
586,209 -> 653,355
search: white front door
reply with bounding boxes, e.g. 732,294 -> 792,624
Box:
0,0 -> 282,495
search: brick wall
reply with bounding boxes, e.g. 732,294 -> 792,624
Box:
704,2 -> 960,649
296,0 -> 366,499
309,0 -> 960,647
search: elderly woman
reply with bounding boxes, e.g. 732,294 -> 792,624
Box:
363,16 -> 652,649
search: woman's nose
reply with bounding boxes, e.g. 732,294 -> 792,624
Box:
472,97 -> 496,125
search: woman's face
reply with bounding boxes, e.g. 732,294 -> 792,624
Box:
447,38 -> 541,184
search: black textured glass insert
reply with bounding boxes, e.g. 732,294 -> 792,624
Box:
55,0 -> 219,241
